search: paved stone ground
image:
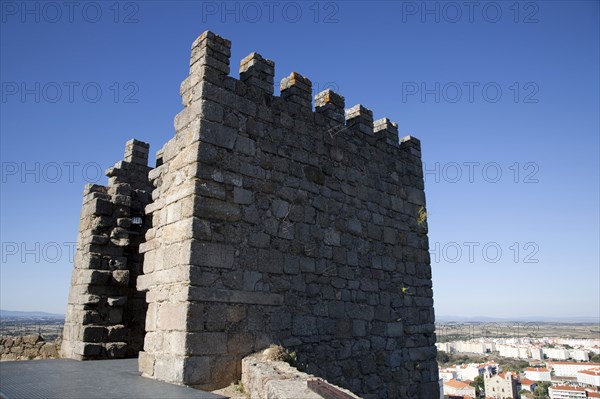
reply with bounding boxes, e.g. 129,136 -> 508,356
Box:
0,358 -> 227,399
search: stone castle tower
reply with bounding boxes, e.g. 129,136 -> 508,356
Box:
62,31 -> 439,398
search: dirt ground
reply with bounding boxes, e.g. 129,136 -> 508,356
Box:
212,384 -> 246,399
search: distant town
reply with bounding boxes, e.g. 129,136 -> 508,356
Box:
435,322 -> 600,398
0,311 -> 64,341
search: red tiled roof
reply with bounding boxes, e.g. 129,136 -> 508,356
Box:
497,372 -> 517,381
445,379 -> 472,389
550,385 -> 586,392
579,368 -> 600,376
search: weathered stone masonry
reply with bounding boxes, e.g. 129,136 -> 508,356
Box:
62,140 -> 152,359
63,31 -> 439,399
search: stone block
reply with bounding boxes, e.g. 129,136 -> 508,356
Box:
292,315 -> 317,336
183,356 -> 212,385
106,342 -> 127,358
227,332 -> 254,354
89,198 -> 113,216
75,342 -> 102,357
387,322 -> 404,337
283,255 -> 300,275
108,308 -> 123,324
234,135 -> 256,156
346,303 -> 375,321
157,302 -> 189,331
112,270 -> 130,285
345,104 -> 374,135
82,326 -> 106,343
187,287 -> 283,306
194,197 -> 241,221
138,351 -> 155,376
154,356 -> 185,383
233,187 -> 253,204
248,232 -> 270,248
189,241 -> 235,269
324,228 -> 341,246
107,325 -> 128,342
353,320 -> 367,337
194,119 -> 237,150
187,332 -> 228,355
271,199 -> 289,219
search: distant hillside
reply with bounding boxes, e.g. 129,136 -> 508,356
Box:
437,315 -> 600,324
0,309 -> 64,319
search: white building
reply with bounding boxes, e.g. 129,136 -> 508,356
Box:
520,378 -> 537,392
571,350 -> 590,362
443,379 -> 476,397
519,346 -> 530,359
498,344 -> 521,359
550,362 -> 600,378
577,368 -> 600,387
438,339 -> 496,355
556,338 -> 600,348
525,367 -> 552,382
482,362 -> 499,376
439,368 -> 457,382
544,347 -> 571,360
485,341 -> 497,353
548,385 -> 587,399
530,347 -> 544,360
496,343 -> 533,359
456,341 -> 486,354
435,342 -> 454,353
456,364 -> 482,381
455,362 -> 498,381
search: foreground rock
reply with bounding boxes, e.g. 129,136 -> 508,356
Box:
241,348 -> 362,399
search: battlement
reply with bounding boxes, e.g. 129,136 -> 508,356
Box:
178,30 -> 419,156
124,139 -> 150,166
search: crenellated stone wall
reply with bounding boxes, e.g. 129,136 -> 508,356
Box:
134,31 -> 439,399
63,30 -> 439,399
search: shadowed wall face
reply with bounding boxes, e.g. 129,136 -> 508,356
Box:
135,31 -> 439,399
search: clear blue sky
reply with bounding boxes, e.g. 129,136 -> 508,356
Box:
1,1 -> 598,319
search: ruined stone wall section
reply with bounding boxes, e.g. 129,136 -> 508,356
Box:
241,354 -> 361,399
1,335 -> 60,361
137,31 -> 439,399
61,140 -> 152,360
